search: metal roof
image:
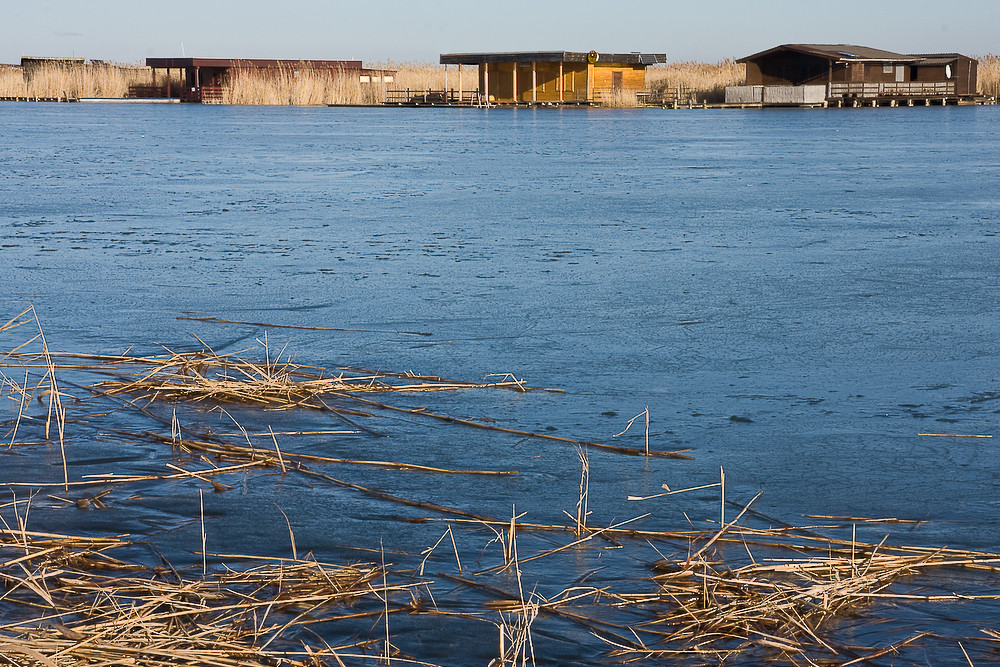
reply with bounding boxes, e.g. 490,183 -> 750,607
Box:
439,52 -> 666,66
146,58 -> 364,70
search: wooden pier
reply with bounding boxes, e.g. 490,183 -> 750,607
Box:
658,95 -> 996,110
0,96 -> 78,103
384,89 -> 487,106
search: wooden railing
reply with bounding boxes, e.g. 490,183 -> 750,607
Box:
649,86 -> 700,103
829,81 -> 956,98
180,86 -> 224,103
127,84 -> 167,98
592,89 -> 652,105
384,89 -> 483,105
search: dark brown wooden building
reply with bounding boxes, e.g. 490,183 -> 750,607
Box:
726,44 -> 978,106
144,58 -> 393,102
439,51 -> 666,104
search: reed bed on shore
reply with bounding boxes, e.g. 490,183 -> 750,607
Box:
3,56 -> 998,104
645,59 -> 746,103
220,62 -> 461,105
0,64 -> 21,95
221,64 -> 384,105
382,62 -> 459,92
0,61 -> 154,99
4,308 -> 1000,664
977,54 -> 1000,98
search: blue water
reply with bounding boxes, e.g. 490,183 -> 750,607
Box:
2,102 -> 1000,663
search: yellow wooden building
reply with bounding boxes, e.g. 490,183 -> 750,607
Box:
439,51 -> 666,104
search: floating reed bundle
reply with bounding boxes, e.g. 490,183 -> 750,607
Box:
0,520 -> 408,666
84,345 -> 533,405
594,503 -> 1000,664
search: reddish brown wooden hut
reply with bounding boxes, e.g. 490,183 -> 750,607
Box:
144,58 -> 393,102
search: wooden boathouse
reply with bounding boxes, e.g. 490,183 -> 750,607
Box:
143,58 -> 393,102
726,44 -> 979,107
438,51 -> 666,105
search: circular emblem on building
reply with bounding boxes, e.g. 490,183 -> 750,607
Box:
587,50 -> 599,64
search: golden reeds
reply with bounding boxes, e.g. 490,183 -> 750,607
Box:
379,61 -> 457,92
0,517 -> 402,666
0,61 -> 155,99
595,87 -> 642,108
0,64 -> 23,97
605,533 -> 1000,662
976,54 -> 1000,98
222,63 -> 385,106
646,59 -> 746,103
219,62 -> 471,106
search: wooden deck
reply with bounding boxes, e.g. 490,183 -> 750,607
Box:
662,96 -> 996,110
384,89 -> 486,106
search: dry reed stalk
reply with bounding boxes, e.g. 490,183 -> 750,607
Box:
380,538 -> 392,663
1,306 -> 68,489
178,315 -> 434,337
416,526 -> 459,577
628,481 -> 722,502
4,461 -> 265,492
33,308 -> 67,491
200,489 -> 208,576
492,505 -> 537,667
612,407 -> 652,456
476,515 -> 650,577
351,394 -> 692,459
574,446 -> 590,538
803,514 -> 924,524
143,431 -> 516,477
5,370 -> 29,449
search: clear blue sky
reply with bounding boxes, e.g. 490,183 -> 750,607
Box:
2,0 -> 997,65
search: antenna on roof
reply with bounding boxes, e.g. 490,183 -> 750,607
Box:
181,42 -> 186,57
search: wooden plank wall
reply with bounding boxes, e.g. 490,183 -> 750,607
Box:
478,61 -> 645,103
591,64 -> 646,92
480,61 -> 590,102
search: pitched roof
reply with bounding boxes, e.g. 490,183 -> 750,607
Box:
738,44 -> 913,63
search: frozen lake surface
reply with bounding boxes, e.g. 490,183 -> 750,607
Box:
2,102 -> 999,664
